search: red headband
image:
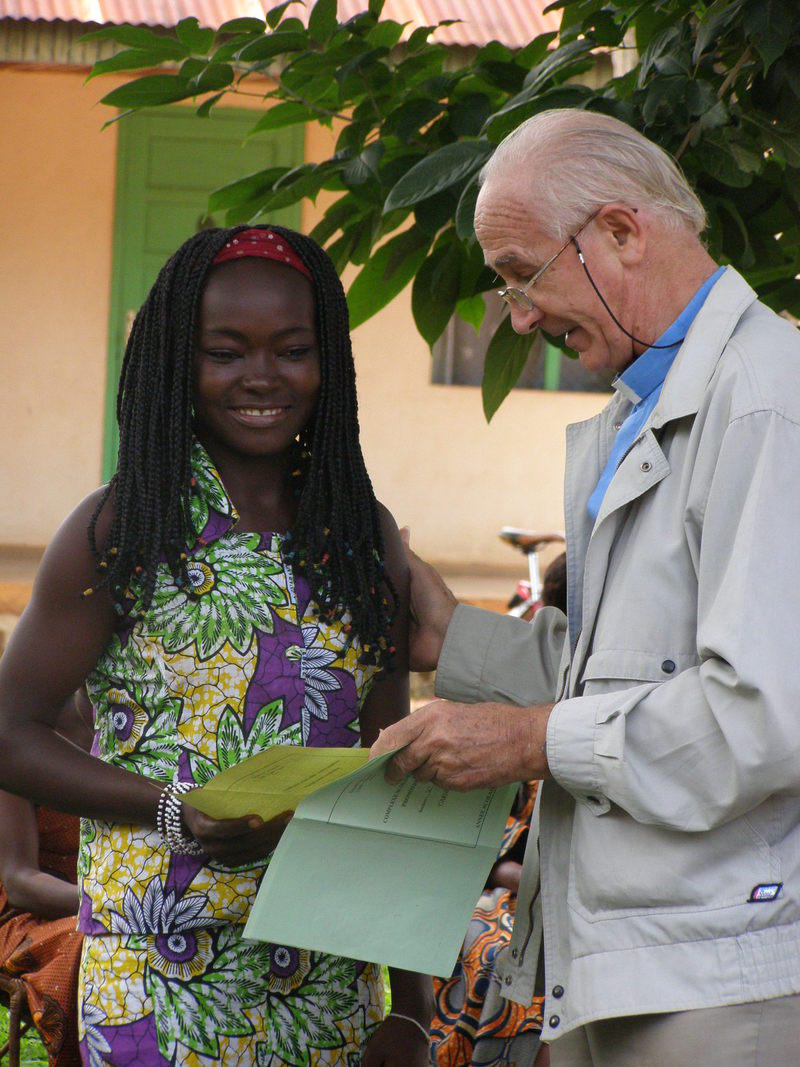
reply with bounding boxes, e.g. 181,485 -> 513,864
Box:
212,228 -> 313,281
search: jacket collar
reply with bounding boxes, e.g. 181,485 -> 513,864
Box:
650,266 -> 759,430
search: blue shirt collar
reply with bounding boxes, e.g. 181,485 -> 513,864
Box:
615,266 -> 726,405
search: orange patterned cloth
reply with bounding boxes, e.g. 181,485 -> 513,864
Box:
430,785 -> 544,1066
0,808 -> 83,1067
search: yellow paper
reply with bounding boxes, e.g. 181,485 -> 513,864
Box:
183,745 -> 370,821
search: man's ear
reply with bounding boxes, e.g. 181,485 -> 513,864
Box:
597,204 -> 645,265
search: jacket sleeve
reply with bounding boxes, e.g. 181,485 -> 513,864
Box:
435,603 -> 568,706
547,408 -> 800,831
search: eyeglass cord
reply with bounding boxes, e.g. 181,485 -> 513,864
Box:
572,237 -> 684,351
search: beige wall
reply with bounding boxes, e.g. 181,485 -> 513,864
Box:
1,66 -> 606,576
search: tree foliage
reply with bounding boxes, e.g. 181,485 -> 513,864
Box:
87,0 -> 800,418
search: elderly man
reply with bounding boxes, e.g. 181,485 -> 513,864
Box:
373,110 -> 800,1065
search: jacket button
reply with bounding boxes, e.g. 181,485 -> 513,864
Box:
641,460 -> 652,472
552,985 -> 564,998
511,947 -> 519,959
505,975 -> 513,986
549,1015 -> 561,1028
661,659 -> 676,673
614,421 -> 622,430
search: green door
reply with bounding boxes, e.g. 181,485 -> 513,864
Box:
104,107 -> 304,478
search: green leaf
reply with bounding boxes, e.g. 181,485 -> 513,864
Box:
483,83 -> 595,143
366,19 -> 405,49
693,0 -> 746,64
406,25 -> 434,52
197,91 -> 226,117
695,133 -> 755,187
309,0 -> 338,44
455,176 -> 480,240
236,30 -> 308,62
247,101 -> 317,134
99,75 -> 195,109
191,63 -> 235,93
411,239 -> 463,345
514,32 -> 557,69
347,226 -> 431,328
456,293 -> 486,334
81,25 -> 188,59
521,37 -> 595,95
217,17 -> 266,35
85,48 -> 161,81
744,0 -> 797,72
309,194 -> 370,244
266,1 -> 297,29
387,98 -> 444,143
342,142 -> 385,187
384,141 -> 493,213
176,17 -> 215,55
208,166 -> 287,212
637,24 -> 683,87
414,188 -> 459,235
481,315 -> 535,422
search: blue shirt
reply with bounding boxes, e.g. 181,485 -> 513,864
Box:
587,266 -> 726,520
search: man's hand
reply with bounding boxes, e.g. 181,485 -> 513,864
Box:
370,699 -> 552,790
400,529 -> 458,672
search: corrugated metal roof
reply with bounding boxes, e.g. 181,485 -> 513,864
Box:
0,0 -> 559,47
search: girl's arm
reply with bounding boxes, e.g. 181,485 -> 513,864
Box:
360,507 -> 433,1066
0,491 -> 286,865
0,489 -> 162,825
358,505 -> 411,747
0,791 -> 79,919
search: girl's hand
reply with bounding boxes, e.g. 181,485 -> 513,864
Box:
181,806 -> 293,867
362,1015 -> 430,1067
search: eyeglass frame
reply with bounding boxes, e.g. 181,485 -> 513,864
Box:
496,208 -> 601,311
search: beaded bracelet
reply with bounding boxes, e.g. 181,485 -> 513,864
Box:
156,781 -> 203,856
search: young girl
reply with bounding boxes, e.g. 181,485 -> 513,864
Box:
0,226 -> 431,1065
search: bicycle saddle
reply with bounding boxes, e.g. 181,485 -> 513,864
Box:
499,528 -> 566,552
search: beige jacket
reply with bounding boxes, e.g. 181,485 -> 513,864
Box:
435,268 -> 800,1037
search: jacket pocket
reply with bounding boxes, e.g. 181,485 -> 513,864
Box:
568,803 -> 772,922
579,648 -> 698,697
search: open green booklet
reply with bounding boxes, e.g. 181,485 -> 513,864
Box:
187,745 -> 517,976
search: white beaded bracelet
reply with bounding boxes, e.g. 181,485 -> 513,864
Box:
386,1012 -> 429,1043
156,781 -> 203,856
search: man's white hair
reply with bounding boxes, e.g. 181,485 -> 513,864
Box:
480,109 -> 707,239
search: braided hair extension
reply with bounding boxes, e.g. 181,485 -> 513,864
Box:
86,224 -> 396,669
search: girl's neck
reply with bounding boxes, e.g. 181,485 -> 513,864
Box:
198,436 -> 300,535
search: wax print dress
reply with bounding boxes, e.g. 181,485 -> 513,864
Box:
78,442 -> 384,1067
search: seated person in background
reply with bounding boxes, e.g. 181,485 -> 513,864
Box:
0,692 -> 92,1067
429,555 -> 567,1067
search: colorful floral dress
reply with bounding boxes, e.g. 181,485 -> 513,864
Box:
78,442 -> 384,1066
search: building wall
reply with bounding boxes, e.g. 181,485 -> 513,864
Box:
0,65 -> 606,575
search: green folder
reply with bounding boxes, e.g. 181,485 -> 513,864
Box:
205,748 -> 517,977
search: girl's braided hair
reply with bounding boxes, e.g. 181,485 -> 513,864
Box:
87,224 -> 395,667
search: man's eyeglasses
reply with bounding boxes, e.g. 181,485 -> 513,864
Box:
496,209 -> 601,311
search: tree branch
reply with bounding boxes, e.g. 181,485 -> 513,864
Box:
675,45 -> 752,160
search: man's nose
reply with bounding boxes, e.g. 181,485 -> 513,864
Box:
508,302 -> 543,335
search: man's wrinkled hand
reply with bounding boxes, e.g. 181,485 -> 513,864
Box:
369,699 -> 552,790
